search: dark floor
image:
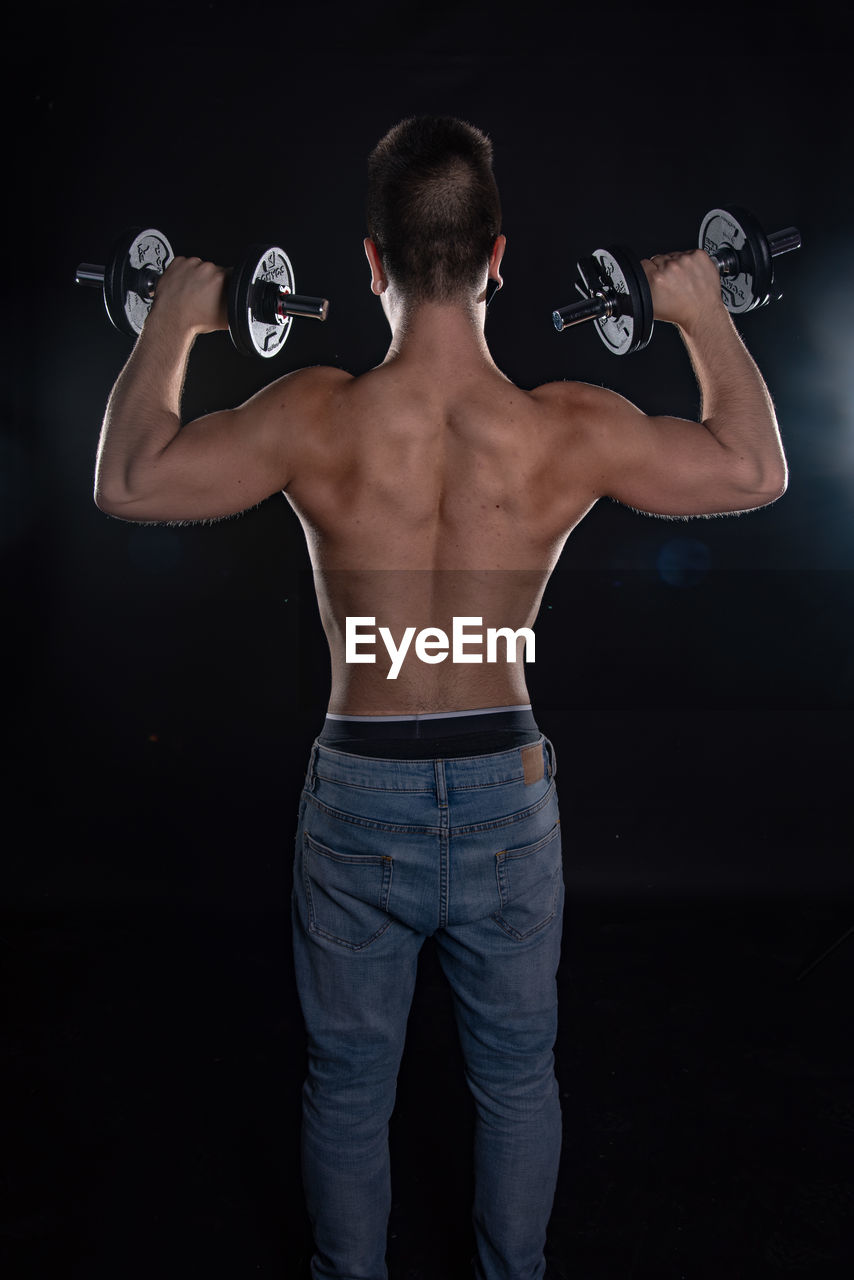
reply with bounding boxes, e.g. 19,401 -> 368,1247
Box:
2,890 -> 853,1279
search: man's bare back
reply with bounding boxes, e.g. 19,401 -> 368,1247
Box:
94,240 -> 786,721
283,311 -> 601,714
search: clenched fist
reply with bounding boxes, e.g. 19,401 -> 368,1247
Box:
641,249 -> 727,333
147,255 -> 229,336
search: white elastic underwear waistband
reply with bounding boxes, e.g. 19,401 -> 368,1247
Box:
324,703 -> 533,724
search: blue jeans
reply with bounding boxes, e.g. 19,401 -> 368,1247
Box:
291,735 -> 564,1280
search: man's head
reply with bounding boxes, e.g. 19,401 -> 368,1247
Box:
365,116 -> 503,307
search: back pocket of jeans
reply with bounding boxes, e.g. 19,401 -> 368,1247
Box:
494,821 -> 562,941
303,832 -> 393,951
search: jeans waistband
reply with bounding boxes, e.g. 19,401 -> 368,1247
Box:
306,732 -> 556,792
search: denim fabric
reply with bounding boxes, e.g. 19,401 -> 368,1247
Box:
291,734 -> 564,1280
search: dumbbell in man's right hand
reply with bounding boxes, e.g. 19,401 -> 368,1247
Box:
145,256 -> 230,337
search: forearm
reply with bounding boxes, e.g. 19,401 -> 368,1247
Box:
680,304 -> 788,496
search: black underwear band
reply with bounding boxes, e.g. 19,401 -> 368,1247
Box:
317,705 -> 540,759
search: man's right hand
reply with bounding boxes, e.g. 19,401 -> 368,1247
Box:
640,249 -> 727,335
147,255 -> 230,337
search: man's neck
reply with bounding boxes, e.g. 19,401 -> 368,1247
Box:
382,298 -> 497,375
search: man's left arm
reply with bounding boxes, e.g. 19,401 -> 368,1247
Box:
94,255 -> 347,523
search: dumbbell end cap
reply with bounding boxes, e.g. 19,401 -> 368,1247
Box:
277,293 -> 329,322
767,226 -> 802,258
76,263 -> 106,287
552,310 -> 566,332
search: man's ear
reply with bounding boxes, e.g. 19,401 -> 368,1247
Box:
364,237 -> 388,296
488,234 -> 506,289
483,235 -> 506,305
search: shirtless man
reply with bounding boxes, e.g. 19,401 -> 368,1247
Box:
94,118 -> 787,1280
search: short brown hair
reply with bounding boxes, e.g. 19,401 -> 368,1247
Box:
366,116 -> 502,304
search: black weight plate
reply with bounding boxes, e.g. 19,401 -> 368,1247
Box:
617,247 -> 655,353
103,227 -> 173,336
699,206 -> 772,314
724,205 -> 773,309
592,245 -> 651,355
227,244 -> 295,358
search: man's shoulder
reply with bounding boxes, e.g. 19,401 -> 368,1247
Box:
524,378 -> 615,439
256,365 -> 354,424
529,378 -> 615,410
279,364 -> 355,392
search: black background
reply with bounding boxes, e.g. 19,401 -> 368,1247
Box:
4,3 -> 854,1277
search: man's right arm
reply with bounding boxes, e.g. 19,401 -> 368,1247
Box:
93,256 -> 350,525
537,248 -> 788,518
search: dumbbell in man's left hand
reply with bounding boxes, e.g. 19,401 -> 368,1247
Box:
640,248 -> 726,336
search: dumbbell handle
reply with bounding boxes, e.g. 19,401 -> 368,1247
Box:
76,261 -> 329,322
708,225 -> 801,277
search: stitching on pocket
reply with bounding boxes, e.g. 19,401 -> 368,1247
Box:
493,821 -> 562,941
303,832 -> 393,951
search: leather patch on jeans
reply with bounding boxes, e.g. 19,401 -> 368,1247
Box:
521,743 -> 544,785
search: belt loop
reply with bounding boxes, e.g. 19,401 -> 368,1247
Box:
307,741 -> 320,792
544,736 -> 557,781
434,758 -> 448,809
